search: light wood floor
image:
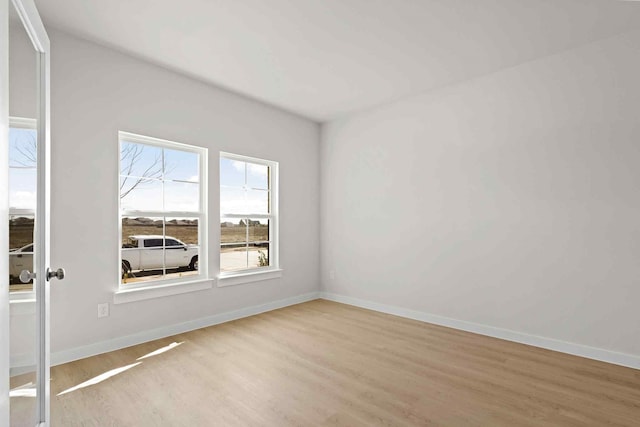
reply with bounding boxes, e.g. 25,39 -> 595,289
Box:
43,299 -> 640,426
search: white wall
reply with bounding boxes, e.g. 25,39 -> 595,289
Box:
8,20 -> 36,118
8,30 -> 320,357
321,29 -> 640,358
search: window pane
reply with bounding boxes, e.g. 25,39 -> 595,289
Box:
164,148 -> 199,182
246,189 -> 269,215
9,127 -> 37,211
166,217 -> 198,244
220,187 -> 246,215
220,157 -> 245,187
220,218 -> 246,245
165,217 -> 199,279
121,216 -> 165,285
164,181 -> 199,212
9,127 -> 37,169
120,141 -> 163,180
248,218 -> 269,243
143,238 -> 164,248
220,248 -> 248,272
9,214 -> 34,291
247,163 -> 269,190
121,216 -> 164,243
120,177 -> 163,211
249,243 -> 270,269
8,168 -> 36,210
220,217 -> 248,272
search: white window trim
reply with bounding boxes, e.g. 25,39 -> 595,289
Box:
217,269 -> 283,287
10,116 -> 37,130
114,278 -> 214,304
218,151 -> 280,284
8,117 -> 37,303
116,131 -> 209,301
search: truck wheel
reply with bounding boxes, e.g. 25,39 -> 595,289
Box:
122,260 -> 131,279
189,256 -> 198,271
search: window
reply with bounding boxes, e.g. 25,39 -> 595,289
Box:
220,152 -> 278,276
119,132 -> 207,288
8,117 -> 37,295
143,239 -> 164,248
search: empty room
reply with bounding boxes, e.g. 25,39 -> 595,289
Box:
2,0 -> 640,425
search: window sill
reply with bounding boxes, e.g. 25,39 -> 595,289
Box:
9,291 -> 35,303
113,278 -> 214,304
217,269 -> 283,287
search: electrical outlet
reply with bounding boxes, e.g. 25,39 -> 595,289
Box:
97,302 -> 109,318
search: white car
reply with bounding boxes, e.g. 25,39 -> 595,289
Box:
121,235 -> 199,277
9,243 -> 34,284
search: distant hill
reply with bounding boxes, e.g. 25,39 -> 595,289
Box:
10,216 -> 34,226
122,217 -> 197,226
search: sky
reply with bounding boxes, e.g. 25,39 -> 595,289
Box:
120,141 -> 270,222
8,127 -> 37,210
119,140 -> 201,212
9,133 -> 270,225
220,157 -> 269,220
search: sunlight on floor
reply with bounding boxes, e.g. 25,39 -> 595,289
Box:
137,341 -> 183,360
55,342 -> 183,397
57,362 -> 142,396
10,382 -> 36,398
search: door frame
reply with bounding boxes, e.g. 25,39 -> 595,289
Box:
1,0 -> 11,423
1,0 -> 50,425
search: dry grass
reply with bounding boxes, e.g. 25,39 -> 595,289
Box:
9,222 -> 33,249
122,224 -> 199,245
121,223 -> 268,248
220,225 -> 269,244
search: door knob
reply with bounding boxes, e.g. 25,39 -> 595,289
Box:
19,269 -> 34,283
46,267 -> 65,281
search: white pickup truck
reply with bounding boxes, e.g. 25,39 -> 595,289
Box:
121,235 -> 199,277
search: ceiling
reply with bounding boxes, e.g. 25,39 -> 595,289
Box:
34,0 -> 640,122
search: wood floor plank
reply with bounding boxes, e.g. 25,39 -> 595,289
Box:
49,300 -> 640,426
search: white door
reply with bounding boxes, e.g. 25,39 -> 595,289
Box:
2,1 -> 60,426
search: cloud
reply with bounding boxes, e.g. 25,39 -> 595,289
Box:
232,160 -> 267,177
10,191 -> 36,210
122,182 -> 200,212
231,160 -> 244,173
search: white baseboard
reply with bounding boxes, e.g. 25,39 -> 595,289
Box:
319,292 -> 640,370
50,292 -> 320,368
17,290 -> 639,375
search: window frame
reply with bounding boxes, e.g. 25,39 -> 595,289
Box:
8,117 -> 37,302
219,151 -> 279,282
117,131 -> 209,292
